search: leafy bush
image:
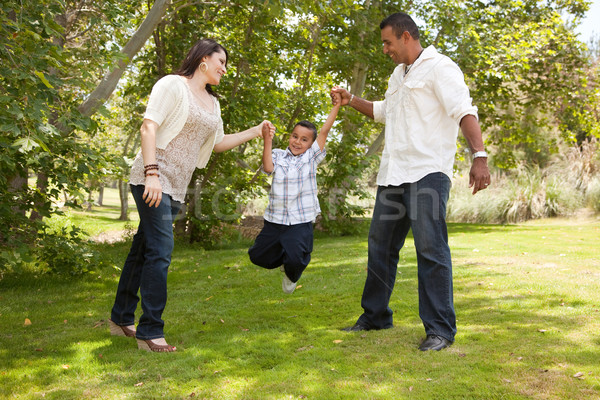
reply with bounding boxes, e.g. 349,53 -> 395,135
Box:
34,226 -> 98,276
0,224 -> 102,278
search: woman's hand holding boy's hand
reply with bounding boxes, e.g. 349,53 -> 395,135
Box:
258,120 -> 275,141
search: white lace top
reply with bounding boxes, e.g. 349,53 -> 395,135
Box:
129,84 -> 221,203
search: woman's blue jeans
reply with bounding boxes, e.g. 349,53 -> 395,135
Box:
110,185 -> 182,340
356,172 -> 456,342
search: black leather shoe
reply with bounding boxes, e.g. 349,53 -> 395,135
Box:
419,334 -> 453,351
341,322 -> 371,332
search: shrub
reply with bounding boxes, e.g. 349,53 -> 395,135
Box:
545,175 -> 583,216
448,139 -> 598,224
0,224 -> 102,278
586,176 -> 600,212
448,166 -> 586,224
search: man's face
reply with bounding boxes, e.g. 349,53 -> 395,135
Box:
381,26 -> 406,65
288,125 -> 314,156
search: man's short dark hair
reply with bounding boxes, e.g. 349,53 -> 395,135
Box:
380,12 -> 420,40
294,120 -> 318,141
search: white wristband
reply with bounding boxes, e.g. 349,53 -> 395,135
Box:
472,151 -> 488,160
349,94 -> 355,105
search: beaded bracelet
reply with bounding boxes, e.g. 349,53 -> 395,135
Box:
145,170 -> 160,178
144,165 -> 159,174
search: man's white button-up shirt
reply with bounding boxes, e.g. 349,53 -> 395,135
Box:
372,46 -> 478,186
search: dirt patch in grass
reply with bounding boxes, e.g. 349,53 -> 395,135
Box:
90,216 -> 266,243
91,230 -> 131,244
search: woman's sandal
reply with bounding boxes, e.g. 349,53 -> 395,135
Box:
108,319 -> 136,337
137,338 -> 177,352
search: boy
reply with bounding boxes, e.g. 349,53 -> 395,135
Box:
248,93 -> 341,293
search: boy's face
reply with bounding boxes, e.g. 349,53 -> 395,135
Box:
288,125 -> 314,156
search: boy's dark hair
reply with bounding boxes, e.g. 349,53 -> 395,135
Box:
294,120 -> 318,141
380,12 -> 420,40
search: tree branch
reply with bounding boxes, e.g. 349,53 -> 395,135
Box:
78,0 -> 171,117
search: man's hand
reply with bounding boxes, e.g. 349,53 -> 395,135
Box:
469,157 -> 491,194
330,86 -> 351,106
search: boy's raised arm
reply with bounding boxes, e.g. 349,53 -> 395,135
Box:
262,121 -> 275,173
316,93 -> 342,151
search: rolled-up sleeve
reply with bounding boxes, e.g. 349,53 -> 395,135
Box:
433,61 -> 478,125
373,100 -> 387,124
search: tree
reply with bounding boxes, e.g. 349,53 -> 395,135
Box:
2,0 -> 598,268
0,0 -> 170,272
419,0 -> 599,168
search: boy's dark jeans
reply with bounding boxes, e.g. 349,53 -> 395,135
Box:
248,220 -> 313,283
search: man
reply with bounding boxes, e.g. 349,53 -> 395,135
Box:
331,12 -> 490,351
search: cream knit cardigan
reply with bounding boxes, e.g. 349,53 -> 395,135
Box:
143,74 -> 224,169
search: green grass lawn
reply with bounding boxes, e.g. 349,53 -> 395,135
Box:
1,194 -> 599,399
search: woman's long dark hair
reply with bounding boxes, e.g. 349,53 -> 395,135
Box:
175,38 -> 228,97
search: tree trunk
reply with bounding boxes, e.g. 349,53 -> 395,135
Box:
29,173 -> 48,221
97,185 -> 104,206
365,128 -> 385,157
325,0 -> 377,219
85,187 -> 94,211
119,180 -> 129,221
152,20 -> 167,77
78,0 -> 171,117
9,171 -> 28,217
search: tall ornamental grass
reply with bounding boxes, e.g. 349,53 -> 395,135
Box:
447,139 -> 599,223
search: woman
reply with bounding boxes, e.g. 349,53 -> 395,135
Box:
108,38 -> 274,352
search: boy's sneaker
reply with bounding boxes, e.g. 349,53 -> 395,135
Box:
282,275 -> 297,294
280,266 -> 297,294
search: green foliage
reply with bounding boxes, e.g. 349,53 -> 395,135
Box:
421,0 -> 599,168
0,223 -> 102,277
0,0 -> 145,268
3,0 -> 600,257
33,226 -> 98,276
317,121 -> 379,235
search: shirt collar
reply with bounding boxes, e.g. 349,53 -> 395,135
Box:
285,147 -> 298,157
395,45 -> 438,77
285,145 -> 313,159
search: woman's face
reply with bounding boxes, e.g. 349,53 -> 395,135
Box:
202,49 -> 227,85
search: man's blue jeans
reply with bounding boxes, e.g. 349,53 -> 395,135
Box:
111,185 -> 182,340
357,172 -> 456,342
